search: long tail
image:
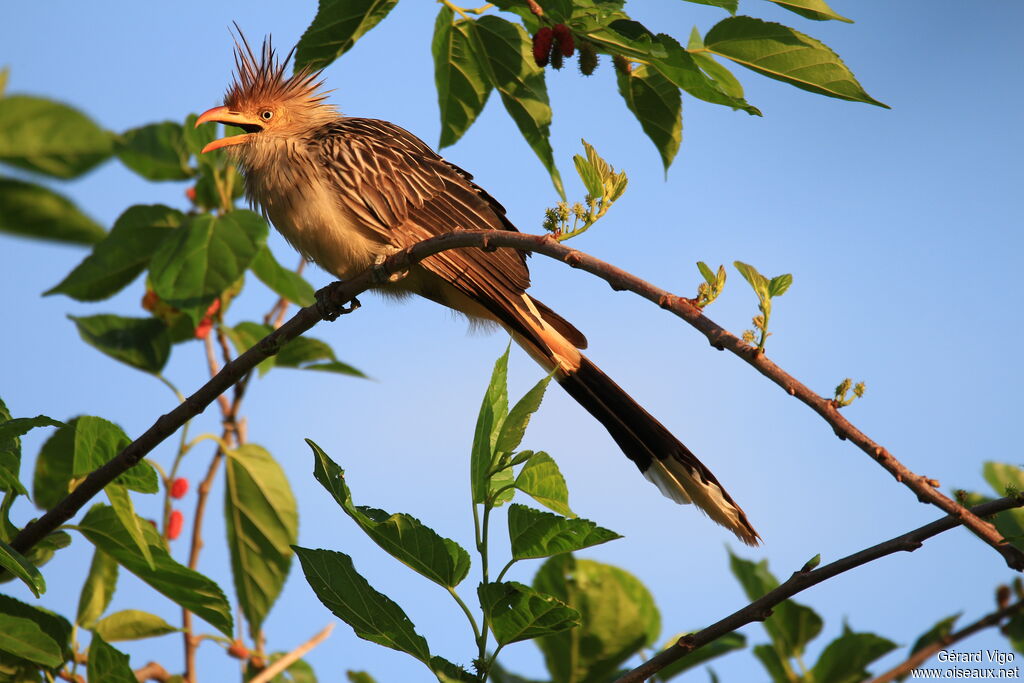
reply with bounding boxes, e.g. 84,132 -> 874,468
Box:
510,295 -> 761,546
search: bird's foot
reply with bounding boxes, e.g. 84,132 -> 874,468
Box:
315,282 -> 361,322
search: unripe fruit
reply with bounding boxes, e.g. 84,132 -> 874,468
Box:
613,54 -> 633,75
533,28 -> 553,67
578,41 -> 598,76
552,24 -> 574,57
227,640 -> 250,659
170,477 -> 189,499
167,509 -> 184,540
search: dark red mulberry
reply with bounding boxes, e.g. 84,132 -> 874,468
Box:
533,28 -> 553,67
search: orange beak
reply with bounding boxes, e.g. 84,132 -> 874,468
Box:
194,106 -> 263,153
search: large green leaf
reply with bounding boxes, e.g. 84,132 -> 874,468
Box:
0,177 -> 104,245
616,63 -> 682,172
249,246 -> 315,307
76,504 -> 233,637
534,554 -> 660,683
225,444 -> 298,638
0,594 -> 71,669
728,550 -> 822,658
753,643 -> 790,682
115,122 -> 193,181
0,537 -> 46,597
479,581 -> 580,646
308,440 -> 470,589
984,462 -> 1024,495
294,546 -> 432,664
0,411 -> 62,496
508,504 -> 620,560
76,548 -> 119,629
471,347 -> 510,505
432,7 -> 492,149
0,95 -> 113,178
149,210 -> 268,323
93,610 -> 178,642
652,34 -> 759,114
295,0 -> 401,71
69,416 -> 157,493
704,17 -> 886,107
86,634 -> 136,683
653,631 -> 746,681
766,0 -> 852,23
104,483 -> 154,570
471,16 -> 564,198
810,627 -> 897,683
70,314 -> 171,374
515,452 -> 573,518
47,205 -> 183,301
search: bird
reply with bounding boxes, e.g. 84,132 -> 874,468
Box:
195,34 -> 760,545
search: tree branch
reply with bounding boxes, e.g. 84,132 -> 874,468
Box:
248,623 -> 334,683
12,231 -> 1021,572
614,495 -> 1024,683
869,596 -> 1024,683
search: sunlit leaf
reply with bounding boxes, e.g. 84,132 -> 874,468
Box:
249,246 -> 315,307
0,95 -> 113,178
0,538 -> 45,597
433,7 -> 492,148
115,121 -> 193,181
0,177 -> 104,245
766,0 -> 852,23
508,504 -> 620,560
479,581 -> 579,645
76,548 -> 118,629
616,63 -> 682,172
295,0 -> 401,72
69,314 -> 171,374
515,452 -> 573,518
93,610 -> 178,642
0,594 -> 71,668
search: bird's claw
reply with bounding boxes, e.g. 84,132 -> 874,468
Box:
315,283 -> 361,322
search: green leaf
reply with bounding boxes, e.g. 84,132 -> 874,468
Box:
515,452 -> 573,518
347,671 -> 378,683
0,537 -> 45,597
733,261 -> 769,301
295,0 -> 401,72
765,0 -> 853,23
479,581 -> 580,645
508,504 -> 620,560
496,374 -> 552,456
697,261 -> 716,286
471,16 -> 564,198
910,613 -> 960,655
46,205 -> 183,302
810,628 -> 897,683
768,273 -> 793,297
0,412 -> 62,496
76,504 -> 233,637
115,122 -> 193,181
303,361 -> 369,377
0,177 -> 104,245
77,548 -> 119,629
704,17 -> 886,107
753,643 -> 790,683
32,418 -> 76,510
679,0 -> 737,12
182,113 -> 219,161
534,555 -> 660,683
0,594 -> 70,669
86,634 -> 136,683
653,631 -> 746,681
573,17 -> 666,63
472,347 -> 510,505
0,95 -> 113,178
104,483 -> 154,570
93,610 -> 178,642
652,35 -> 760,115
70,416 -> 158,493
728,550 -> 822,658
433,7 -> 492,149
616,63 -> 682,172
249,246 -> 315,307
983,462 -> 1024,495
431,656 -> 478,683
149,210 -> 268,323
225,444 -> 298,638
294,546 -> 432,664
225,321 -> 277,376
308,440 -> 470,589
70,314 -> 171,374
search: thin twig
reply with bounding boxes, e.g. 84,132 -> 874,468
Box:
869,597 -> 1024,683
614,495 -> 1024,682
248,623 -> 335,683
11,231 -> 1020,572
134,660 -> 172,682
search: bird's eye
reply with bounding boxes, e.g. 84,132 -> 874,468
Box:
260,110 -> 274,121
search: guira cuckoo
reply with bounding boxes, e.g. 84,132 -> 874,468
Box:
195,36 -> 760,545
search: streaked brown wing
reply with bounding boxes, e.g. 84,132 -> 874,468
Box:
314,118 -> 532,308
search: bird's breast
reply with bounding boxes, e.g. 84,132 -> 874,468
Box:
240,142 -> 385,280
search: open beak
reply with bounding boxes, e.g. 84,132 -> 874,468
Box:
194,106 -> 263,153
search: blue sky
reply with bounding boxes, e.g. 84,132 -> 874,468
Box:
2,1 -> 1023,681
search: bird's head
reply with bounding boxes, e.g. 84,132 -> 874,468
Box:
195,31 -> 336,153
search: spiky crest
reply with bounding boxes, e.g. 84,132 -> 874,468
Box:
224,26 -> 332,115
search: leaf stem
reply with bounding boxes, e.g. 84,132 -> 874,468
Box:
446,587 -> 482,641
